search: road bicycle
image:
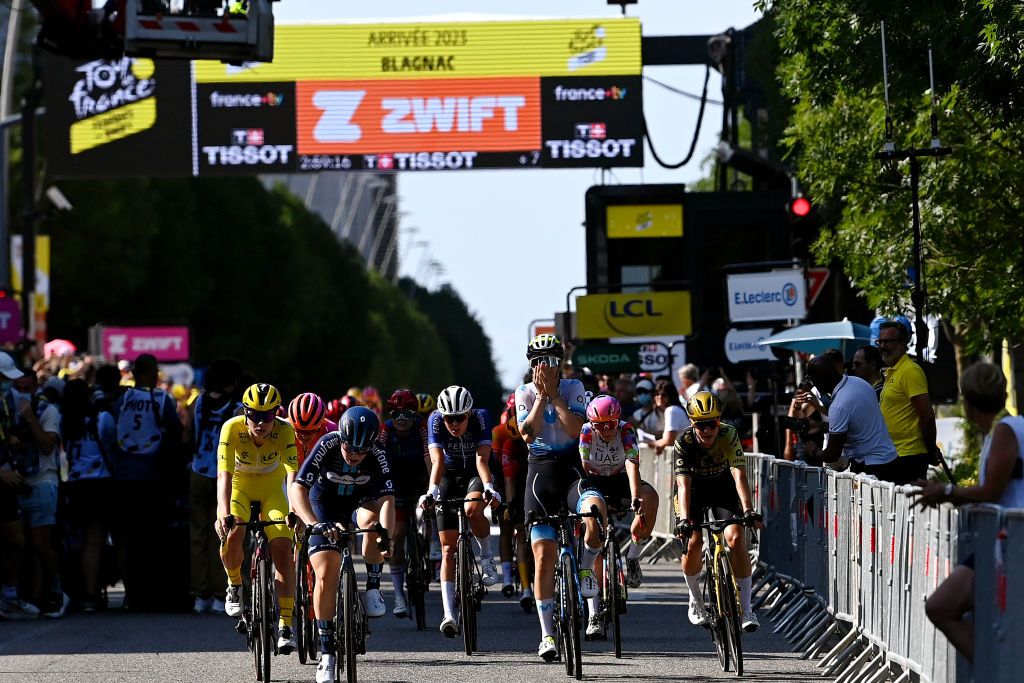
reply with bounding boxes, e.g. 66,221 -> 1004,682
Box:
589,510 -> 629,657
405,508 -> 433,631
224,501 -> 287,683
677,515 -> 754,677
435,497 -> 486,655
313,521 -> 390,683
528,507 -> 601,680
293,523 -> 318,664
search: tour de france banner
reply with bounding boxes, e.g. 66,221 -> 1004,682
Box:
45,17 -> 643,178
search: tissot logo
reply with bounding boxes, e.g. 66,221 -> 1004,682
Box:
209,91 -> 284,108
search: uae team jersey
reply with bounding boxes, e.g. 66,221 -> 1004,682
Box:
579,421 -> 639,476
515,379 -> 587,461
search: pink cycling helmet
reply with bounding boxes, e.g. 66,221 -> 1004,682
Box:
586,394 -> 621,423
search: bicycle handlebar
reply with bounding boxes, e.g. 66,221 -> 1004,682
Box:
526,505 -> 602,528
311,521 -> 390,552
675,516 -> 754,538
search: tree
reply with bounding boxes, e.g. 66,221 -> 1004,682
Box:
757,0 -> 1024,369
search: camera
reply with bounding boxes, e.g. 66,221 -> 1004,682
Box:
783,416 -> 811,433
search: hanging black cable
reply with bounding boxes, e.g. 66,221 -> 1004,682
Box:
643,64 -> 711,170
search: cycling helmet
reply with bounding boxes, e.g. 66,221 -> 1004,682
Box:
288,393 -> 326,431
362,385 -> 381,405
586,394 -> 621,423
387,389 -> 418,412
338,406 -> 380,450
416,392 -> 435,417
346,386 -> 363,400
526,333 -> 564,360
325,398 -> 342,422
339,395 -> 362,411
686,391 -> 723,420
436,385 -> 473,416
242,383 -> 281,411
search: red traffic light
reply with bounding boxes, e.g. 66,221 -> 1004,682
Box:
790,196 -> 812,218
0,290 -> 7,299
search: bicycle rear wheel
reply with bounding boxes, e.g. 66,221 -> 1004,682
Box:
718,553 -> 744,677
250,565 -> 262,680
341,568 -> 358,683
555,560 -> 571,675
704,551 -> 729,672
257,552 -> 273,682
457,534 -> 476,655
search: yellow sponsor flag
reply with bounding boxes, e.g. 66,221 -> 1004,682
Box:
577,291 -> 691,339
606,204 -> 683,239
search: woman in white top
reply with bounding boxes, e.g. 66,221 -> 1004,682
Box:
916,362 -> 1024,663
633,379 -> 688,454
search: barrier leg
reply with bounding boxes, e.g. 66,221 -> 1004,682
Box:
753,576 -> 783,611
784,602 -> 825,643
800,618 -> 838,658
889,668 -> 911,683
765,583 -> 802,619
773,595 -> 811,633
846,651 -> 885,683
860,661 -> 893,683
818,626 -> 859,669
826,637 -> 869,679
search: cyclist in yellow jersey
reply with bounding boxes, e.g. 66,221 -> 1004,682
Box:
215,383 -> 299,654
674,391 -> 762,633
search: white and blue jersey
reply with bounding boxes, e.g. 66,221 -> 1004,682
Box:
426,408 -> 491,476
192,393 -> 241,479
515,379 -> 587,462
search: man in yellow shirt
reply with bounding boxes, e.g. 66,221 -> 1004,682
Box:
215,383 -> 298,654
877,322 -> 938,484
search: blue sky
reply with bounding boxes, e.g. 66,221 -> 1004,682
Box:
275,1 -> 762,390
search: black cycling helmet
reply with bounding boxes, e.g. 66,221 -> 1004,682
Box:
338,406 -> 380,450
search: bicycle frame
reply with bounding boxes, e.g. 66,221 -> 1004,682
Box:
436,497 -> 484,655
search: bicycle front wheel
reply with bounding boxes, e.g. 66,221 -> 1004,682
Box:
718,552 -> 744,677
257,552 -> 273,682
250,565 -> 262,680
407,530 -> 427,631
294,544 -> 309,665
457,534 -> 477,655
341,568 -> 358,683
560,552 -> 583,679
605,534 -> 623,658
704,551 -> 729,672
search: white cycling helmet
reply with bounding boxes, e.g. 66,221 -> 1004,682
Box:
436,385 -> 474,416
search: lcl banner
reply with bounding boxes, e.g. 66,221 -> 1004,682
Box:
45,18 -> 643,177
96,326 -> 190,362
576,291 -> 692,340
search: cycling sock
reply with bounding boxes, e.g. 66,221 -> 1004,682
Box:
366,563 -> 383,591
684,572 -> 703,605
587,595 -> 599,615
501,561 -> 514,585
626,541 -> 642,560
581,543 -> 601,572
441,580 -> 456,620
737,575 -> 752,612
317,619 -> 335,652
518,561 -> 530,589
390,563 -> 406,596
278,596 -> 293,622
476,535 -> 493,558
537,598 -> 555,638
225,565 -> 242,586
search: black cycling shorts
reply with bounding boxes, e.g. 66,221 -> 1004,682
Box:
308,485 -> 384,555
568,473 -> 636,517
435,472 -> 484,532
524,458 -> 582,522
682,472 -> 742,522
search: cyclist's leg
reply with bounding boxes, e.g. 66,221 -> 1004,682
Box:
525,458 -> 562,653
388,500 -> 410,607
221,486 -> 251,588
355,495 -> 391,618
436,475 -> 464,626
681,487 -> 707,620
715,477 -> 753,617
498,502 -> 516,591
308,538 -> 342,656
465,477 -> 498,585
568,477 -> 605,608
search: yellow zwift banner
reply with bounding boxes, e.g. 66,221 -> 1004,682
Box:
194,18 -> 642,82
577,291 -> 692,339
607,204 -> 683,238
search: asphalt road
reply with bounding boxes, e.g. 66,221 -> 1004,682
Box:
0,557 -> 831,683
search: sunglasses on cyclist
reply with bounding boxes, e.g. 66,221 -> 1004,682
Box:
694,419 -> 720,432
390,409 -> 415,421
342,442 -> 370,455
530,355 -> 561,368
244,409 -> 275,424
593,420 -> 617,431
443,413 -> 469,425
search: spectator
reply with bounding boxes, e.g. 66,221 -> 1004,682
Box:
633,379 -> 688,455
92,363 -> 122,414
918,362 -> 1023,664
61,378 -> 116,612
783,377 -> 825,464
851,345 -> 885,400
112,353 -> 184,610
677,363 -> 701,402
612,375 -> 636,416
186,358 -> 242,615
877,321 -> 939,483
10,363 -> 66,617
712,370 -> 745,433
0,352 -> 40,620
804,355 -> 899,481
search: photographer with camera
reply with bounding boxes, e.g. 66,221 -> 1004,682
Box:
783,377 -> 825,464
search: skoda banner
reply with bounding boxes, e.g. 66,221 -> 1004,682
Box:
576,291 -> 691,340
572,342 -> 640,373
726,271 -> 806,323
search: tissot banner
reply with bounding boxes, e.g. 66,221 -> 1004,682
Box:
45,18 -> 643,177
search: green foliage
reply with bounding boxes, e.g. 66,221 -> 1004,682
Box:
403,278 -> 505,415
760,0 -> 1024,356
42,177 -> 480,402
